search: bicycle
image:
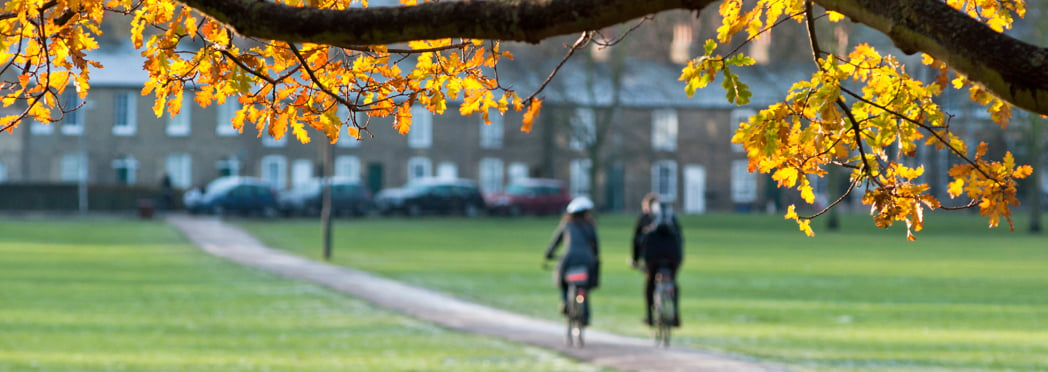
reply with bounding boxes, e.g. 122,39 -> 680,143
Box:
562,265 -> 590,348
650,265 -> 676,347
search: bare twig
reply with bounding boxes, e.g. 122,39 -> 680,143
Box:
524,31 -> 592,103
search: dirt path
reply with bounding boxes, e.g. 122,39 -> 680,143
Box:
167,215 -> 790,372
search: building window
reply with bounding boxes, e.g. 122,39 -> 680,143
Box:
216,156 -> 240,177
111,155 -> 138,185
216,100 -> 240,136
408,106 -> 432,149
112,90 -> 137,136
731,109 -> 756,152
669,23 -> 693,64
30,119 -> 53,135
437,161 -> 458,180
479,158 -> 503,193
60,153 -> 85,182
0,160 -> 6,183
165,153 -> 192,189
749,28 -> 771,65
262,133 -> 287,147
407,156 -> 432,182
652,160 -> 678,202
166,93 -> 192,137
480,115 -> 504,149
260,155 -> 287,190
334,155 -> 361,181
337,108 -> 362,148
731,159 -> 758,203
60,90 -> 84,136
570,158 -> 591,197
508,162 -> 528,184
291,159 -> 314,189
569,108 -> 596,151
652,109 -> 678,152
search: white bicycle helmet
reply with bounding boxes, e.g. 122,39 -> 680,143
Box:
566,196 -> 594,213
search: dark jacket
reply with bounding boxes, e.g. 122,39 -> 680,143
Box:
632,212 -> 683,264
545,219 -> 601,288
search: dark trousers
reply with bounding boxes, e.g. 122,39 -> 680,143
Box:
644,262 -> 680,326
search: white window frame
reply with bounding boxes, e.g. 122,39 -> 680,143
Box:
652,109 -> 678,152
436,161 -> 458,180
111,155 -> 138,185
407,156 -> 432,183
0,160 -> 6,183
165,153 -> 192,189
336,108 -> 363,148
260,155 -> 288,190
408,106 -> 432,149
570,158 -> 592,197
480,114 -> 504,149
291,159 -> 314,189
216,100 -> 240,136
60,152 -> 85,182
652,160 -> 678,202
215,156 -> 241,177
731,109 -> 756,153
478,158 -> 504,193
112,90 -> 137,136
166,93 -> 192,137
262,133 -> 287,147
30,119 -> 53,135
731,159 -> 758,203
569,108 -> 596,151
60,91 -> 84,136
507,162 -> 528,184
334,155 -> 361,181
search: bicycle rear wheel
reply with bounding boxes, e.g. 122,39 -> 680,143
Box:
565,284 -> 586,348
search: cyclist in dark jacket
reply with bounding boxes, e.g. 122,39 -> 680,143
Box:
632,195 -> 683,327
544,196 -> 600,325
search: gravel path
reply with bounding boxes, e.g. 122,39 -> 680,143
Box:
168,215 -> 790,372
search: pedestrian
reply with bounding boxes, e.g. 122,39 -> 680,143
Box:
544,196 -> 600,325
632,194 -> 684,327
160,173 -> 174,211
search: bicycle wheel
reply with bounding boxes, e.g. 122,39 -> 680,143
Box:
565,284 -> 586,348
565,285 -> 579,347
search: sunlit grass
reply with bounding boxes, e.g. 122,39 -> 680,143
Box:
0,217 -> 608,372
241,211 -> 1048,371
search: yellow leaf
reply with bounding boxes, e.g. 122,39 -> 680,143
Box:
521,98 -> 541,133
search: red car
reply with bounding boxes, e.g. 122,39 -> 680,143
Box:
485,178 -> 573,216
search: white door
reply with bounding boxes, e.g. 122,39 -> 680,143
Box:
292,159 -> 314,189
684,165 -> 706,214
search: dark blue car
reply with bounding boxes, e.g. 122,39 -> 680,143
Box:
189,176 -> 279,217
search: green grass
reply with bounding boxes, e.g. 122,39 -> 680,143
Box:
240,211 -> 1048,372
0,217 -> 608,372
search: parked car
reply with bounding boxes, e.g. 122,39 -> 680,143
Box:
278,177 -> 372,217
484,178 -> 572,216
374,178 -> 486,217
187,176 -> 279,217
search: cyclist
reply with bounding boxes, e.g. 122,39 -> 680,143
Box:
632,195 -> 683,327
544,196 -> 601,325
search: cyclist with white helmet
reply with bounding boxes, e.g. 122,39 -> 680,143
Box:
544,196 -> 601,325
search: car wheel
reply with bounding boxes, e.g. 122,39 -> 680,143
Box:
263,206 -> 278,219
407,203 -> 422,217
509,205 -> 522,217
465,203 -> 480,218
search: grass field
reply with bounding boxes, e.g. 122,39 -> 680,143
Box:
0,217 -> 608,372
240,211 -> 1048,371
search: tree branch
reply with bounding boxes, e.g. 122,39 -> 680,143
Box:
173,0 -> 1048,115
814,0 -> 1048,115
